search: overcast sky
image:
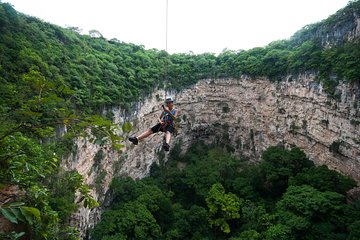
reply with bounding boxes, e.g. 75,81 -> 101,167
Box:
4,0 -> 351,54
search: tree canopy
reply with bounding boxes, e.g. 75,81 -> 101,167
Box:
91,143 -> 359,239
1,1 -> 360,239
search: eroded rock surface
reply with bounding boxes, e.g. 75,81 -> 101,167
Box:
64,75 -> 360,238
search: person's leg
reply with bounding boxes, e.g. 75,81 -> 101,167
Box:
129,123 -> 161,145
165,131 -> 171,144
137,129 -> 153,141
163,130 -> 171,151
129,129 -> 153,145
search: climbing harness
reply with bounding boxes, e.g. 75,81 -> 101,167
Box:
157,106 -> 178,136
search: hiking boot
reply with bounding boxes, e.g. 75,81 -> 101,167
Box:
128,136 -> 138,145
163,143 -> 170,152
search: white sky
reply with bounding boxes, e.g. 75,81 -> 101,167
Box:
4,0 -> 351,54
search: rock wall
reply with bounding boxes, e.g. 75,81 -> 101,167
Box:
291,2 -> 360,46
63,75 -> 360,238
124,75 -> 360,181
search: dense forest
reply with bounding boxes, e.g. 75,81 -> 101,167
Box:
91,143 -> 360,240
0,0 -> 360,239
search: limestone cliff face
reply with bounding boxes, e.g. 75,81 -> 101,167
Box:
63,75 -> 360,238
125,75 -> 360,181
291,2 -> 360,46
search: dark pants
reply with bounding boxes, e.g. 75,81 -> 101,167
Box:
151,123 -> 175,134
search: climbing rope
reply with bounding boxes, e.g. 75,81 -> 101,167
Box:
164,0 -> 169,99
165,0 -> 168,53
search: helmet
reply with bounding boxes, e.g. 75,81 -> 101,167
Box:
165,96 -> 174,103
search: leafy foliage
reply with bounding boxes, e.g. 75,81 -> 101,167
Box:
275,185 -> 357,239
1,2 -> 359,118
91,143 -> 360,239
0,3 -> 116,238
1,202 -> 40,225
206,183 -> 242,234
1,1 -> 360,238
289,165 -> 356,194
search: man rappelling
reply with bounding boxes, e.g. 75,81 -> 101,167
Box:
128,96 -> 178,151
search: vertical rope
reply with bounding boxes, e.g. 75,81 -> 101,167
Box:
165,0 -> 168,53
164,0 -> 169,99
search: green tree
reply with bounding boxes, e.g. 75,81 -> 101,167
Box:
263,224 -> 293,240
258,146 -> 314,197
276,185 -> 355,239
91,202 -> 161,240
348,220 -> 360,240
206,183 -> 242,234
232,230 -> 261,240
289,165 -> 356,194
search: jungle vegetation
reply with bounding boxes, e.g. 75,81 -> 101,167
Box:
0,0 -> 360,239
91,143 -> 360,240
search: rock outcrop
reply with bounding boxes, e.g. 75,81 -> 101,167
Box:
123,75 -> 360,181
63,75 -> 360,238
291,1 -> 360,46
